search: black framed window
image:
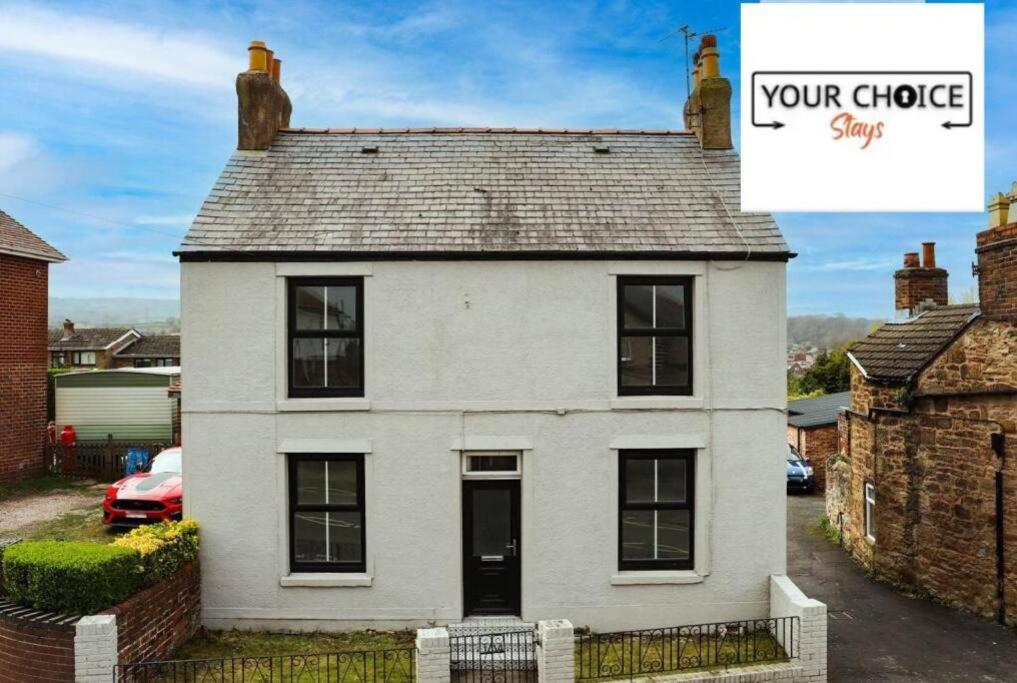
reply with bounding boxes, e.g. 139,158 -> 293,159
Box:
618,450 -> 694,570
617,277 -> 693,395
289,453 -> 365,572
288,278 -> 364,397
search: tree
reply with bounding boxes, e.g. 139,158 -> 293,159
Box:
788,344 -> 853,398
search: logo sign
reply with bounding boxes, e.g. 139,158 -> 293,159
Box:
741,4 -> 984,212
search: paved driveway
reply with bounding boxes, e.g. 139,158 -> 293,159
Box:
787,494 -> 1017,681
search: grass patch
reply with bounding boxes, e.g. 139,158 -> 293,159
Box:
14,506 -> 113,544
177,629 -> 416,660
575,628 -> 790,680
139,629 -> 419,683
819,515 -> 841,545
0,475 -> 96,502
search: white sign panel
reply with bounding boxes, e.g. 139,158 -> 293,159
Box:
740,3 -> 984,212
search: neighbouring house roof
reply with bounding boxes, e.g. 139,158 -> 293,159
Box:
114,335 -> 181,359
788,391 -> 851,428
179,130 -> 790,259
848,305 -> 980,383
0,210 -> 66,263
48,327 -> 139,351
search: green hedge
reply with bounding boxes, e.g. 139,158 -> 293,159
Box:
2,541 -> 141,614
1,520 -> 200,615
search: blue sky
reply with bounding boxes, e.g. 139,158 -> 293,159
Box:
1,0 -> 1013,318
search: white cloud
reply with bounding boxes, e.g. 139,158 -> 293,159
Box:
0,131 -> 73,194
0,3 -> 239,90
802,258 -> 897,272
133,214 -> 195,227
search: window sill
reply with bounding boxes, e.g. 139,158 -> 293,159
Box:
280,573 -> 373,588
610,571 -> 704,586
610,396 -> 704,410
277,398 -> 371,412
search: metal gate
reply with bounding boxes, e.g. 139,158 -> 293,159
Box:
449,628 -> 537,683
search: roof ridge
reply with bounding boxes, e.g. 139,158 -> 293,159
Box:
278,127 -> 694,136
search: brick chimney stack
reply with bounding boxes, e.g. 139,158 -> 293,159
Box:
61,319 -> 74,341
237,40 -> 292,151
976,182 -> 1017,321
894,242 -> 948,317
683,35 -> 732,150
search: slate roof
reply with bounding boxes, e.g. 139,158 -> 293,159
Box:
788,391 -> 851,428
0,210 -> 66,262
49,327 -> 137,350
848,305 -> 980,383
115,335 -> 181,358
179,130 -> 789,257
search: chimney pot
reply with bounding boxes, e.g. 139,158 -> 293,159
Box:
922,242 -> 936,268
988,192 -> 1009,228
904,252 -> 920,268
248,40 -> 269,72
272,58 -> 281,82
699,35 -> 720,79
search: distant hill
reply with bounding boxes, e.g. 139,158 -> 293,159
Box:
788,314 -> 882,351
49,297 -> 180,331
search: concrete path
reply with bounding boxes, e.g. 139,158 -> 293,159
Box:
787,494 -> 1017,681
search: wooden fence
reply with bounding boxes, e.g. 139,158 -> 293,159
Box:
47,436 -> 171,481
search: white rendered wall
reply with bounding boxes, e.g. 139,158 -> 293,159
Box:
182,258 -> 787,631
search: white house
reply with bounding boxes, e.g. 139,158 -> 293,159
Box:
181,38 -> 793,633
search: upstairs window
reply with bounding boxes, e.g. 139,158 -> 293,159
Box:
617,277 -> 693,395
288,278 -> 364,397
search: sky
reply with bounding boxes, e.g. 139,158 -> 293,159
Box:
1,0 -> 1014,318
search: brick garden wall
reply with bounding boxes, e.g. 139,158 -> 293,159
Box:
0,600 -> 77,683
0,254 -> 49,484
828,321 -> 1017,625
795,425 -> 838,493
103,560 -> 201,666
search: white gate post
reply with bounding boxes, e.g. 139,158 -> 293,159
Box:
536,619 -> 574,683
74,614 -> 117,682
416,626 -> 451,683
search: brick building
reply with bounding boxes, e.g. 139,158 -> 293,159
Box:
787,391 -> 849,492
0,210 -> 66,484
48,322 -> 179,369
827,183 -> 1017,625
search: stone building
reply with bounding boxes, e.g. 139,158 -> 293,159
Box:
827,184 -> 1017,625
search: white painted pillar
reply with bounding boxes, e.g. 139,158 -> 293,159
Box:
536,619 -> 574,683
415,626 -> 451,683
74,614 -> 118,683
770,575 -> 827,682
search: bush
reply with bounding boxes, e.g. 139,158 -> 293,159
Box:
113,519 -> 199,586
2,541 -> 141,614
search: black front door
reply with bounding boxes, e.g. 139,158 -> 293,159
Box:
463,480 -> 521,615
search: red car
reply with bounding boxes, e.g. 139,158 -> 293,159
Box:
103,447 -> 183,527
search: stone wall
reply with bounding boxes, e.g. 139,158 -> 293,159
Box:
828,319 -> 1017,625
0,254 -> 49,484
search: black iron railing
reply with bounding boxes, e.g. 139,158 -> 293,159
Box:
575,617 -> 797,681
114,647 -> 416,682
450,629 -> 537,683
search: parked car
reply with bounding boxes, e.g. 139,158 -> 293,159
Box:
103,447 -> 182,527
786,444 -> 815,494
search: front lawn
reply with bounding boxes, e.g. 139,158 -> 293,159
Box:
176,629 -> 416,660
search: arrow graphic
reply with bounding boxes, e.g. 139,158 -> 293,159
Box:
754,121 -> 785,129
942,120 -> 972,129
